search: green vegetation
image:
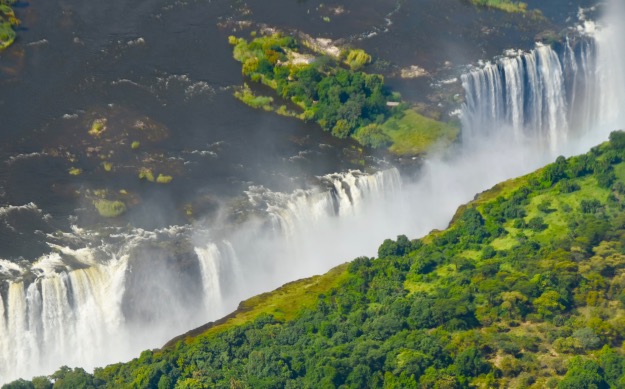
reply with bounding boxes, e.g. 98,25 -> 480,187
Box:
230,34 -> 456,156
138,168 -> 155,182
380,109 -> 459,155
93,199 -> 126,218
89,119 -> 107,137
468,0 -> 528,13
138,168 -> 173,184
0,0 -> 18,50
68,167 -> 82,176
156,174 -> 173,184
234,84 -> 275,111
468,0 -> 543,18
343,49 -> 372,71
131,141 -> 141,150
12,133 -> 625,388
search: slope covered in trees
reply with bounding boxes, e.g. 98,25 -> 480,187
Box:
8,132 -> 625,388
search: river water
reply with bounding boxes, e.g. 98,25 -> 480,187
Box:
0,0 -> 611,382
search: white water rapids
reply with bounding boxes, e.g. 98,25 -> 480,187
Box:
1,1 -> 625,383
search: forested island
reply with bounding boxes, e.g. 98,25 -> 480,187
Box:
230,33 -> 458,156
8,132 -> 625,388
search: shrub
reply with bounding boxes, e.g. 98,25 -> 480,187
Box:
527,217 -> 547,231
93,199 -> 126,217
353,124 -> 392,149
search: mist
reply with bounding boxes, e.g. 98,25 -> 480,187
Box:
1,0 -> 625,384
194,0 -> 625,322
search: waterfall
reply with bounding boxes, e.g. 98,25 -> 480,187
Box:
0,249 -> 130,382
195,244 -> 225,314
462,44 -> 569,147
191,168 -> 404,317
0,168 -> 402,383
254,169 -> 402,235
3,2 -> 625,384
460,15 -> 625,153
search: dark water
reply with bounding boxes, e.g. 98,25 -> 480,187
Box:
0,0 -> 592,261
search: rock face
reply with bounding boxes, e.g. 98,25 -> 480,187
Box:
399,65 -> 429,79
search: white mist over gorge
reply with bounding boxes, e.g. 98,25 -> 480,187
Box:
1,0 -> 625,384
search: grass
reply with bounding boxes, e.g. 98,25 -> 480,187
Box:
490,235 -> 518,251
459,249 -> 482,260
171,264 -> 350,346
404,279 -> 435,295
380,109 -> 459,156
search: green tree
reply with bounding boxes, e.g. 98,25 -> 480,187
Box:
527,216 -> 547,231
353,124 -> 391,149
2,380 -> 34,389
454,347 -> 490,377
331,119 -> 351,138
533,290 -> 565,318
344,49 -> 372,71
558,357 -> 608,389
50,366 -> 100,389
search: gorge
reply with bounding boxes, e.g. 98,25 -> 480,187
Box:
1,0 -> 624,385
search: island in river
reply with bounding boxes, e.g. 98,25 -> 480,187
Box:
230,33 -> 459,157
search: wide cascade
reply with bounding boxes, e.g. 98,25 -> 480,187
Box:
0,169 -> 401,382
461,14 -> 625,151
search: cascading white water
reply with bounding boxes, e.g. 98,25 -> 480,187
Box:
0,168 -> 402,383
0,247 -> 131,382
462,3 -> 625,151
462,44 -> 569,148
191,168 -> 404,313
195,244 -> 225,314
2,2 -> 625,384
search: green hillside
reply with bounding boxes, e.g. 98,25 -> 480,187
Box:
8,131 -> 625,388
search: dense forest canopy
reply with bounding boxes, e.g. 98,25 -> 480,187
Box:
8,131 -> 625,388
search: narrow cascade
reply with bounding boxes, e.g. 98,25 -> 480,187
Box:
194,244 -> 224,314
0,295 -> 6,371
